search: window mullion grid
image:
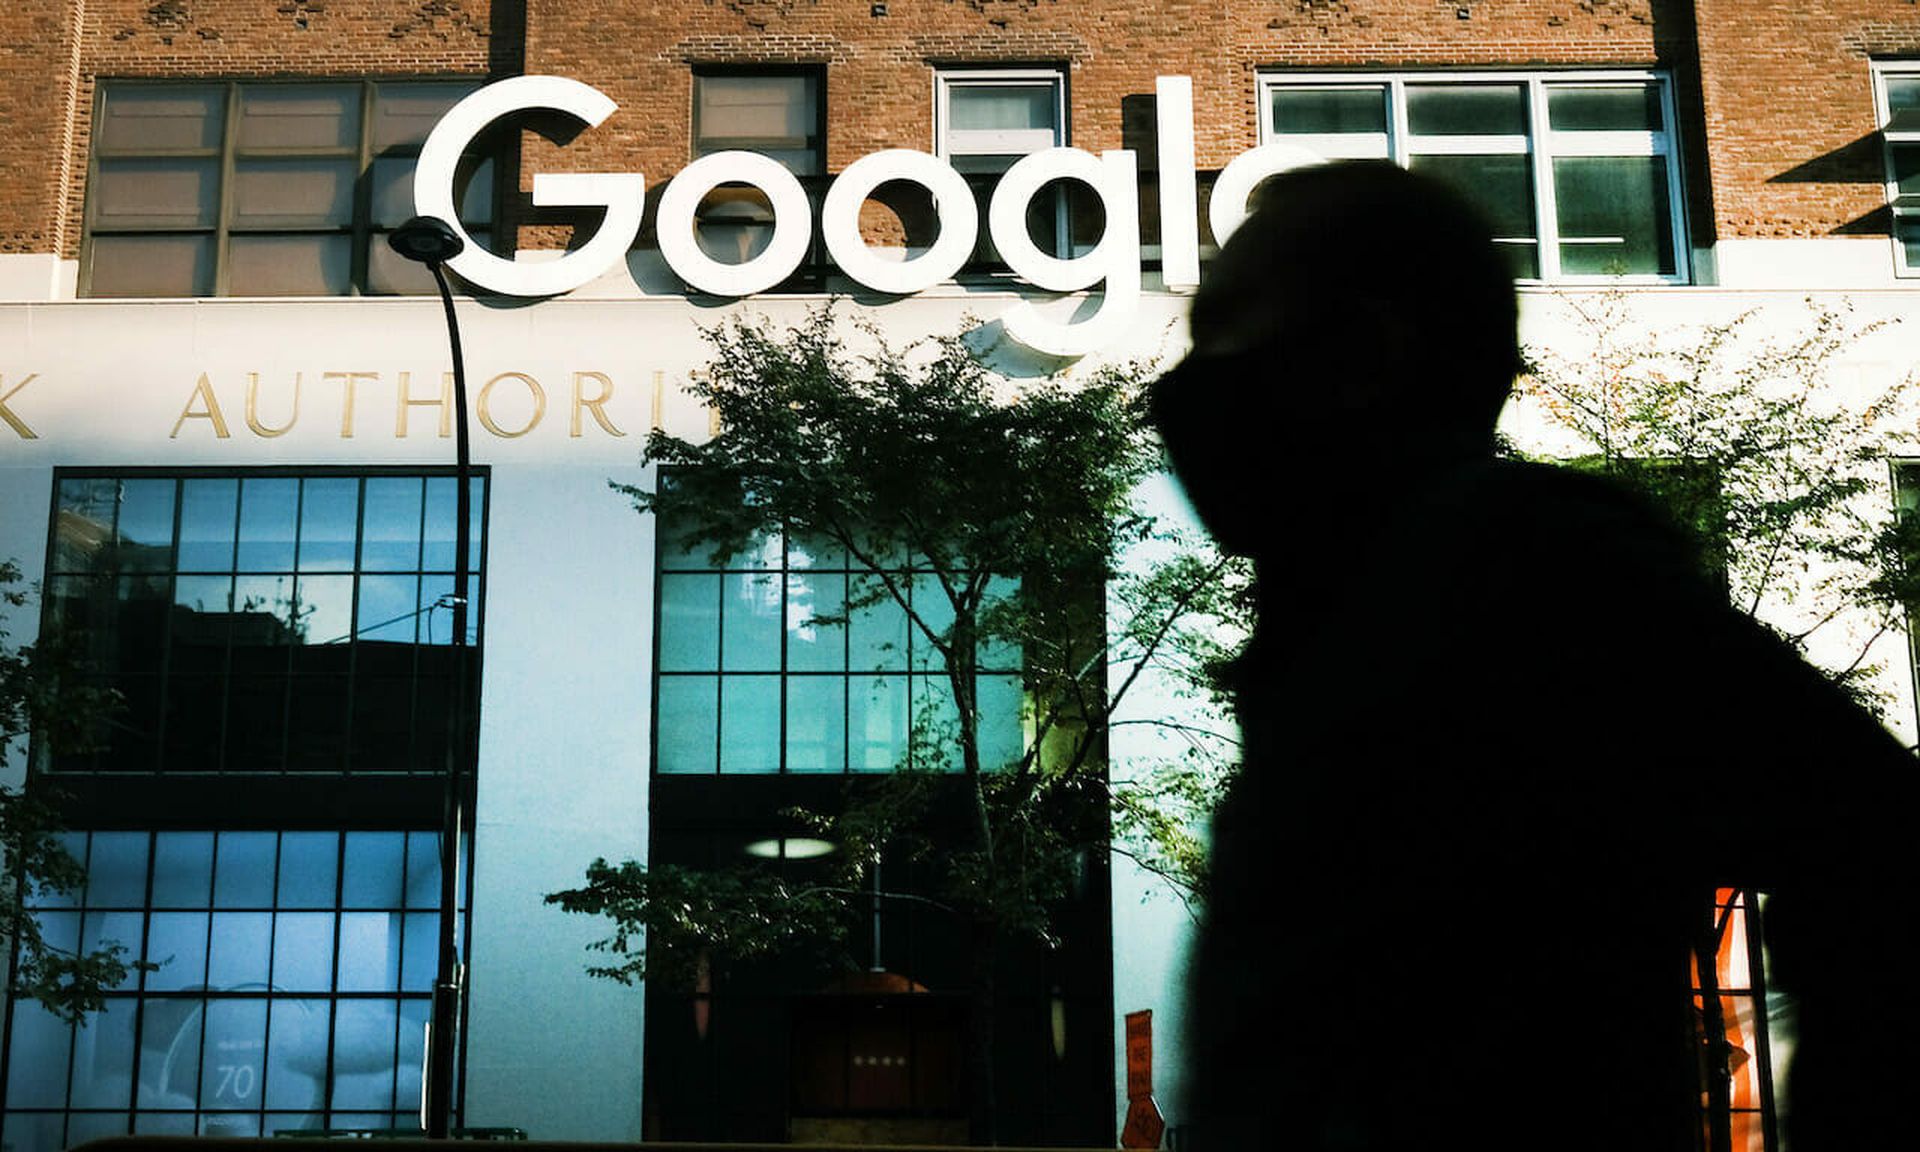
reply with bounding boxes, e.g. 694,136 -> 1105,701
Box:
1658,78 -> 1689,283
1388,79 -> 1411,167
1530,78 -> 1561,282
353,82 -> 377,295
214,82 -> 241,297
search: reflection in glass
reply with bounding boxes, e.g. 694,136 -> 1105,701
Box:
86,832 -> 151,905
1547,84 -> 1662,132
977,675 -> 1026,771
178,480 -> 239,571
139,999 -> 203,1109
214,833 -> 278,908
70,1001 -> 139,1107
152,832 -> 216,906
657,676 -> 719,773
5,1003 -> 74,1107
115,480 -> 177,567
276,833 -> 338,908
785,677 -> 846,771
331,1000 -> 400,1109
658,575 -> 721,671
723,572 -> 782,671
271,913 -> 335,991
200,999 -> 267,1110
1406,83 -> 1527,135
786,572 -> 846,672
1271,86 -> 1387,134
360,478 -> 424,570
1409,152 -> 1539,279
206,915 -> 273,990
237,479 -> 299,572
851,675 -> 909,771
850,575 -> 909,672
145,912 -> 211,990
265,1000 -> 330,1110
298,478 -> 359,572
1554,155 -> 1673,275
338,913 -> 402,992
720,676 -> 781,770
343,833 -> 406,907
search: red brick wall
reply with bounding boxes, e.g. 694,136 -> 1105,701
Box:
1,0 -> 505,259
7,0 -> 1718,261
514,0 -> 1690,248
1695,0 -> 1920,239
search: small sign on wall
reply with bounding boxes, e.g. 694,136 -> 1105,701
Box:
1121,1010 -> 1165,1150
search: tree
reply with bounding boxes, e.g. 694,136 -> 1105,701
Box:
1516,295 -> 1920,717
0,559 -> 146,1023
1514,296 -> 1920,1152
546,308 -> 1243,1143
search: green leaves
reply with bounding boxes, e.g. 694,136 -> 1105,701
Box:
2,561 -> 148,1024
1519,297 -> 1920,715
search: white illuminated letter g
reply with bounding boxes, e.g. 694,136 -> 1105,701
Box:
414,76 -> 646,297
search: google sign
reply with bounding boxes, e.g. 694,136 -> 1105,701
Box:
415,75 -> 1321,356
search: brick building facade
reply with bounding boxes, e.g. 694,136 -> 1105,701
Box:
2,2 -> 1918,1150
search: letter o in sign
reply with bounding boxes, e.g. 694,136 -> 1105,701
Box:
657,151 -> 815,296
822,150 -> 979,295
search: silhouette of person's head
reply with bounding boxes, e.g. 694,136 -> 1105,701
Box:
1151,161 -> 1522,555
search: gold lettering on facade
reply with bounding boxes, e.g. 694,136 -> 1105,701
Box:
570,372 -> 624,438
244,372 -> 301,438
0,373 -> 39,439
324,371 -> 378,437
478,371 -> 546,438
397,371 -> 454,438
171,373 -> 232,439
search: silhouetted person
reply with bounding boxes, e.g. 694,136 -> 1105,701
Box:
1153,162 -> 1914,1152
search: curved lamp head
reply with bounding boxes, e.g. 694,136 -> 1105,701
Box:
388,216 -> 466,265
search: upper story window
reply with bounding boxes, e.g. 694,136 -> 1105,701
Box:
934,68 -> 1070,264
1260,71 -> 1688,283
81,81 -> 494,298
690,69 -> 825,266
44,470 -> 485,775
1873,63 -> 1920,275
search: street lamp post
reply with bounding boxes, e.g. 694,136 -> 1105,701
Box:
389,216 -> 473,1140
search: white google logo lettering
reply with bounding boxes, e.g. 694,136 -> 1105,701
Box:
415,75 -> 1323,357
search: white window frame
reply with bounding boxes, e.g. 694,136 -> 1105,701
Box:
934,67 -> 1070,262
934,67 -> 1067,162
1871,61 -> 1920,278
1257,70 -> 1690,285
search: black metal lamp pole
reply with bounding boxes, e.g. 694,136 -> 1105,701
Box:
389,216 -> 472,1140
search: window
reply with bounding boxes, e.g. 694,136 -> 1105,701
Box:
1893,461 -> 1920,732
1259,72 -> 1687,282
1691,888 -> 1781,1152
44,471 -> 485,775
1,829 -> 469,1149
690,69 -> 824,266
934,68 -> 1070,265
653,522 -> 1024,776
82,81 -> 495,297
1873,64 -> 1920,275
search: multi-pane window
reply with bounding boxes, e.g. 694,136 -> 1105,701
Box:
690,70 -> 825,266
1893,461 -> 1920,733
934,69 -> 1071,264
82,81 -> 495,297
654,526 -> 1024,775
1260,72 -> 1687,282
1,829 -> 469,1151
1692,889 -> 1780,1152
44,471 -> 485,774
1873,64 -> 1920,275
